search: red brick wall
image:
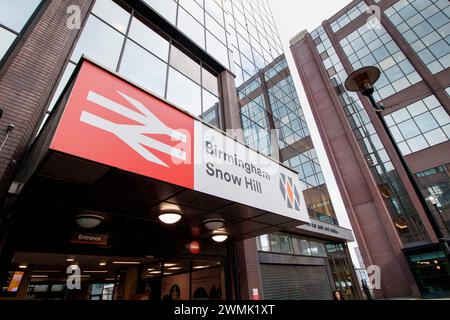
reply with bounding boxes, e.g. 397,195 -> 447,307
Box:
0,0 -> 94,198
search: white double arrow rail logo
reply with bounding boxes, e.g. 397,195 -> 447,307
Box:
80,90 -> 187,167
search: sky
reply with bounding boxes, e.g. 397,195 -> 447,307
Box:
268,0 -> 363,268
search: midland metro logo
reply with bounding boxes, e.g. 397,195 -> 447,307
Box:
279,173 -> 301,211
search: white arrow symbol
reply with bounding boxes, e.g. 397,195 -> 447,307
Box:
80,90 -> 187,167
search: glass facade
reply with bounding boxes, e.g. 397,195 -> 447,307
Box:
385,95 -> 450,155
311,26 -> 429,244
340,23 -> 422,101
416,164 -> 450,234
330,1 -> 368,32
42,0 -> 221,131
406,249 -> 450,297
385,0 -> 450,74
0,0 -> 42,61
238,55 -> 339,224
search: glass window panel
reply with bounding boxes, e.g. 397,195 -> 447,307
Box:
407,135 -> 428,153
206,14 -> 226,44
170,44 -> 200,84
202,89 -> 220,127
398,141 -> 411,155
0,27 -> 15,59
397,119 -> 420,139
309,240 -> 326,257
406,100 -> 427,117
177,8 -> 205,49
202,67 -> 218,96
179,0 -> 204,25
299,239 -> 311,255
423,95 -> 440,109
128,17 -> 169,61
205,0 -> 224,25
91,0 -> 130,34
392,108 -> 411,124
166,67 -> 202,116
142,0 -> 177,25
0,0 -> 41,32
70,16 -> 124,70
430,108 -> 450,126
119,40 -> 167,97
423,128 -> 447,146
414,112 -> 439,132
206,31 -> 228,68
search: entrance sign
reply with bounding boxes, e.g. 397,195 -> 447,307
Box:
50,60 -> 309,222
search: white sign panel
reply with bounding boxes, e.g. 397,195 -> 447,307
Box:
194,122 -> 310,222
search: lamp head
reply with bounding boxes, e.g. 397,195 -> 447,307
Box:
345,66 -> 381,96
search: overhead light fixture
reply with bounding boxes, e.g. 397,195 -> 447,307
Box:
112,261 -> 141,265
149,271 -> 161,274
147,268 -> 155,271
163,272 -> 173,275
168,267 -> 182,270
164,263 -> 177,267
393,219 -> 408,230
66,258 -> 75,262
99,262 -> 107,266
158,212 -> 182,224
211,231 -> 228,243
203,218 -> 225,230
193,265 -> 209,269
18,265 -> 28,269
75,211 -> 104,229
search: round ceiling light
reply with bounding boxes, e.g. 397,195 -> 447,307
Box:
211,231 -> 228,243
158,212 -> 182,224
75,212 -> 104,229
202,218 -> 225,230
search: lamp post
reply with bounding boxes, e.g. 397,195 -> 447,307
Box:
427,196 -> 449,235
344,66 -> 450,262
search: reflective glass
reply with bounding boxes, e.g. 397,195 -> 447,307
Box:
0,0 -> 41,32
70,16 -> 124,70
177,7 -> 205,48
142,0 -> 177,25
91,0 -> 130,34
0,27 -> 15,59
202,67 -> 219,96
166,67 -> 201,116
170,45 -> 201,84
119,40 -> 167,97
128,17 -> 169,61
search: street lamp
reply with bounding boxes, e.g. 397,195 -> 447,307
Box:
344,66 -> 450,262
427,196 -> 449,234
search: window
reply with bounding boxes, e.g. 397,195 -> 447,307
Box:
385,95 -> 450,155
119,40 -> 167,97
269,234 -> 293,254
0,0 -> 42,61
330,2 -> 368,32
385,0 -> 450,74
170,45 -> 201,84
166,67 -> 202,116
177,7 -> 205,49
91,0 -> 130,33
70,15 -> 125,69
128,16 -> 169,61
142,0 -> 177,25
38,0 -> 223,137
